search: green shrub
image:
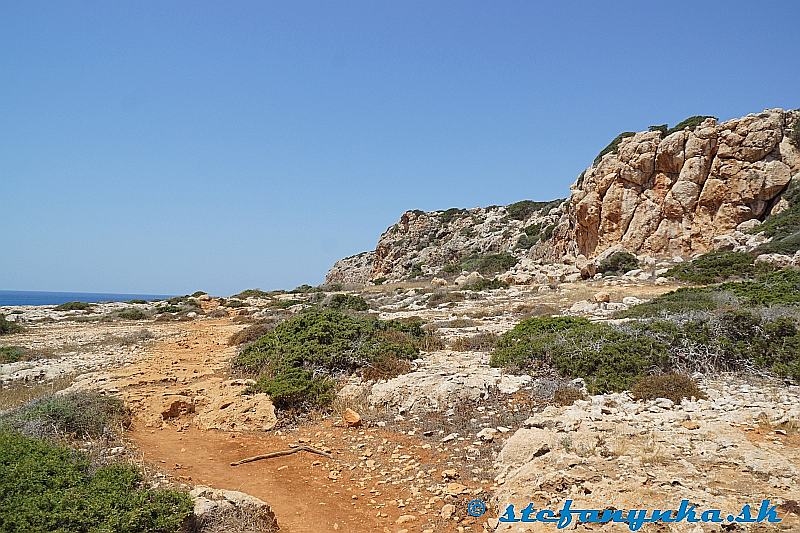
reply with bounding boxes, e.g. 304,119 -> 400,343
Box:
665,115 -> 716,136
233,309 -> 425,409
224,298 -> 246,308
409,264 -> 423,278
665,251 -> 756,283
720,268 -> 800,306
490,316 -> 669,393
0,431 -> 192,532
191,291 -> 207,297
228,321 -> 277,346
427,291 -> 465,307
459,253 -> 518,275
128,299 -> 148,304
325,293 -> 369,311
648,124 -> 668,136
597,251 -> 639,275
616,287 -> 722,318
631,373 -> 706,404
0,314 -> 23,335
234,288 -> 272,299
0,346 -> 27,363
462,278 -> 508,291
505,199 -> 562,221
594,132 -> 635,164
439,208 -> 468,224
116,308 -> 149,320
373,277 -> 387,285
1,391 -> 131,439
54,301 -> 93,311
290,284 -> 318,294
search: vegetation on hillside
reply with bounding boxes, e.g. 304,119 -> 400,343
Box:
665,251 -> 757,283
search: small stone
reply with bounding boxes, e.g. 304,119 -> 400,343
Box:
441,504 -> 456,519
396,514 -> 417,524
343,408 -> 362,427
681,420 -> 701,430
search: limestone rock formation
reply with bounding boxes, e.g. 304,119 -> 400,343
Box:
544,108 -> 800,260
326,202 -> 563,284
327,108 -> 800,282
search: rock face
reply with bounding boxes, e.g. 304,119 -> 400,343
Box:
326,108 -> 800,282
326,202 -> 563,284
545,108 -> 800,260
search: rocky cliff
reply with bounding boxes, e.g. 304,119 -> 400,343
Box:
543,108 -> 800,261
327,108 -> 800,284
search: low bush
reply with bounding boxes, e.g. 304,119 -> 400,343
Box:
116,308 -> 149,320
0,314 -> 23,335
462,278 -> 508,291
54,301 -> 93,311
552,386 -> 587,406
191,291 -> 207,298
594,132 -> 635,164
450,332 -> 499,352
223,298 -> 246,308
439,207 -> 469,224
615,287 -> 722,318
459,253 -> 518,275
427,291 -> 465,307
228,321 -> 278,346
631,373 -> 706,404
325,293 -> 369,311
0,346 -> 27,364
233,309 -> 426,409
505,199 -> 562,221
490,316 -> 669,393
1,391 -> 131,439
597,251 -> 639,275
0,430 -> 192,532
665,251 -> 757,283
665,115 -> 716,136
234,288 -> 272,299
720,268 -> 800,306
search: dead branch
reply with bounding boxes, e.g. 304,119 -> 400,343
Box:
230,445 -> 333,466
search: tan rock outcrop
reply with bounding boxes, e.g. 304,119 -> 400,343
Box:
544,109 -> 800,259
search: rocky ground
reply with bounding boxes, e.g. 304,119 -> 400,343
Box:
1,276 -> 799,532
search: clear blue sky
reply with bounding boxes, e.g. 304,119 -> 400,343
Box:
2,1 -> 798,295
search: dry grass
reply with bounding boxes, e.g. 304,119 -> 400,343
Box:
551,386 -> 587,406
449,332 -> 499,352
0,375 -> 76,411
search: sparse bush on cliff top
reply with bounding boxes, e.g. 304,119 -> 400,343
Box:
234,288 -> 272,299
665,115 -> 716,136
115,308 -> 150,320
594,131 -> 635,164
505,199 -> 563,221
0,314 -> 23,335
0,430 -> 192,532
597,251 -> 639,275
233,309 -> 427,409
665,251 -> 757,283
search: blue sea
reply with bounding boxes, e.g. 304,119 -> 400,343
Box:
0,290 -> 174,307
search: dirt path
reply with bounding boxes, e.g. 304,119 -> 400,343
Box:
105,319 -> 481,532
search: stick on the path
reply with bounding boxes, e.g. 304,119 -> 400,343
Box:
230,445 -> 333,466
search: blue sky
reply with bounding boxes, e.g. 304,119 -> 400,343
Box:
2,1 -> 798,295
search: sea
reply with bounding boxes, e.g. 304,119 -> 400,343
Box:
0,290 -> 174,307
